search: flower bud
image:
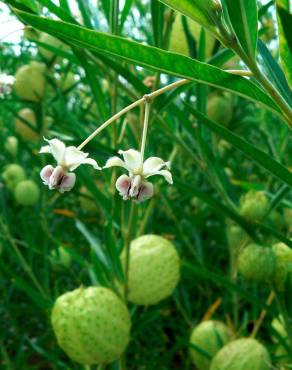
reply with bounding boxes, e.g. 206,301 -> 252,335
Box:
238,243 -> 275,283
2,164 -> 26,191
15,61 -> 46,102
4,136 -> 18,157
51,286 -> 131,365
210,338 -> 271,370
121,234 -> 180,305
239,191 -> 269,222
190,320 -> 232,370
207,95 -> 233,126
272,242 -> 292,291
14,180 -> 40,206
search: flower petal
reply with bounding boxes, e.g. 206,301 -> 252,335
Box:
40,164 -> 54,185
39,145 -> 51,154
104,156 -> 126,169
118,149 -> 142,173
43,138 -> 66,163
49,165 -> 65,189
82,158 -> 101,170
146,169 -> 173,184
143,157 -> 170,176
59,173 -> 76,193
129,175 -> 141,198
137,181 -> 154,203
116,174 -> 131,199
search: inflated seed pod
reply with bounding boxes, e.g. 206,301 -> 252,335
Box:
272,243 -> 292,291
14,180 -> 40,206
15,61 -> 46,102
2,164 -> 26,191
190,320 -> 232,370
210,338 -> 271,370
239,191 -> 269,222
121,234 -> 180,305
238,243 -> 275,283
51,286 -> 131,365
207,95 -> 233,126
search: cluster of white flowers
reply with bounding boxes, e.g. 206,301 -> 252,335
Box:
0,73 -> 15,98
40,138 -> 172,202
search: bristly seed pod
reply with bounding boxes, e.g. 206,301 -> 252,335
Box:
272,242 -> 292,291
239,191 -> 269,222
210,338 -> 271,370
51,286 -> 131,365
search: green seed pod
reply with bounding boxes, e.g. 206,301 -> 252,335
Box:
2,164 -> 26,191
169,14 -> 215,57
210,338 -> 271,370
50,246 -> 72,269
4,136 -> 18,157
15,108 -> 38,141
239,191 -> 269,222
238,243 -> 275,283
15,61 -> 46,102
51,286 -> 131,365
268,210 -> 285,231
207,95 -> 233,126
57,72 -> 77,92
14,180 -> 40,206
190,320 -> 231,370
272,243 -> 292,291
122,234 -> 180,305
227,224 -> 246,252
283,208 -> 292,232
39,33 -> 68,62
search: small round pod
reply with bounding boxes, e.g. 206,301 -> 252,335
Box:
207,94 -> 233,126
14,180 -> 40,206
239,191 -> 269,222
15,108 -> 38,141
51,286 -> 131,365
39,33 -> 68,62
121,234 -> 180,305
238,243 -> 275,283
4,136 -> 18,157
190,320 -> 231,370
2,164 -> 26,191
14,61 -> 46,102
272,242 -> 292,291
210,338 -> 271,370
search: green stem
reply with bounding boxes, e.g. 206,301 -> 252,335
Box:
232,43 -> 292,127
124,202 -> 136,300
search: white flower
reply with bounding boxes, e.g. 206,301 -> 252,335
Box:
0,73 -> 15,97
39,138 -> 100,193
104,149 -> 173,202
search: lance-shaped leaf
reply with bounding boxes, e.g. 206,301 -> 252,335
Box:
276,2 -> 292,87
158,0 -> 218,33
14,10 -> 280,114
225,0 -> 258,58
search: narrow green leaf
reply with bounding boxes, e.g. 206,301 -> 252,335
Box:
151,0 -> 165,47
13,10 -> 281,114
257,40 -> 292,106
276,4 -> 292,87
225,0 -> 258,57
185,104 -> 292,187
158,0 -> 217,33
120,0 -> 133,33
36,0 -> 77,23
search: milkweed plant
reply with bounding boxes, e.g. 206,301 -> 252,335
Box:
0,0 -> 291,369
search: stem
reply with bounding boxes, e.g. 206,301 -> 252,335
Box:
77,79 -> 189,150
232,43 -> 292,127
140,101 -> 151,162
250,291 -> 275,338
123,202 -> 136,300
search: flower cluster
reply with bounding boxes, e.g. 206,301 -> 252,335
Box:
40,138 -> 172,202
